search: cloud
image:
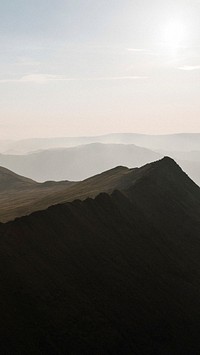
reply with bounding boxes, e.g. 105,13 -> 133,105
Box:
83,76 -> 149,81
0,74 -> 68,83
178,65 -> 200,71
20,74 -> 63,83
0,74 -> 148,84
126,48 -> 147,52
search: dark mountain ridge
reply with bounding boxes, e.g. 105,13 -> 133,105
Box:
0,157 -> 200,353
1,157 -> 199,223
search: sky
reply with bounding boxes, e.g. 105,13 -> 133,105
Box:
0,0 -> 200,139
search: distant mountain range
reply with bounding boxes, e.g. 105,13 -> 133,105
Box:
1,133 -> 200,154
0,157 -> 200,353
0,143 -> 161,181
0,140 -> 200,185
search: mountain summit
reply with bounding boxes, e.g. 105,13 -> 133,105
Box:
0,158 -> 200,353
0,157 -> 199,222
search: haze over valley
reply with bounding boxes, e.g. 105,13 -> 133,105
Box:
0,134 -> 200,185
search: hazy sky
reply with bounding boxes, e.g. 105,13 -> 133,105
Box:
0,0 -> 200,139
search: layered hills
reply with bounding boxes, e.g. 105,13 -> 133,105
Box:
0,143 -> 161,181
0,157 -> 200,353
1,133 -> 200,154
0,140 -> 200,186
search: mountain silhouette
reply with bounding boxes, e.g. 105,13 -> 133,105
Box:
0,157 -> 200,353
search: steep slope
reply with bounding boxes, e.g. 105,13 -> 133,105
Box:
179,159 -> 200,186
0,143 -> 161,181
0,158 -> 200,354
157,149 -> 200,186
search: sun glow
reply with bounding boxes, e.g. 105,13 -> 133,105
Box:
163,20 -> 187,48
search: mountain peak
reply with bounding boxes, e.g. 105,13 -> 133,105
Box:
0,153 -> 200,354
140,156 -> 184,177
156,156 -> 179,166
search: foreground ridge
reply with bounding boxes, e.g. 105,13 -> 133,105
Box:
0,158 -> 200,353
1,156 -> 198,223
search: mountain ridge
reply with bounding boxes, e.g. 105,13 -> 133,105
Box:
0,156 -> 200,353
1,156 -> 199,223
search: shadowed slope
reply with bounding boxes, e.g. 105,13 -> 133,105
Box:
0,158 -> 200,353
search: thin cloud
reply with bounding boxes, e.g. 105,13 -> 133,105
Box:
178,65 -> 200,71
21,74 -> 63,83
84,76 -> 149,81
0,74 -> 69,84
0,74 -> 148,84
126,48 -> 147,52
